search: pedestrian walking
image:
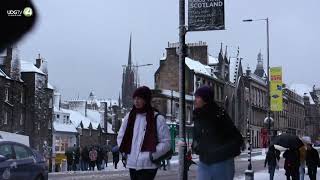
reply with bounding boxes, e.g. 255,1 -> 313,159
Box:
298,144 -> 307,180
80,146 -> 89,171
74,145 -> 80,171
306,143 -> 320,180
191,86 -> 244,180
89,147 -> 97,171
117,86 -> 171,180
103,148 -> 109,168
112,145 -> 120,169
121,153 -> 127,168
161,160 -> 167,171
283,149 -> 300,180
264,145 -> 280,180
96,146 -> 103,171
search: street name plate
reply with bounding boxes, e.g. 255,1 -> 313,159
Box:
188,0 -> 225,31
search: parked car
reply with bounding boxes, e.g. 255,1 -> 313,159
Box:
0,141 -> 48,180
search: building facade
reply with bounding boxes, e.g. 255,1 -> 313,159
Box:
0,47 -> 53,152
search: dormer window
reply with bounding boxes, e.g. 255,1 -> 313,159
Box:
5,88 -> 9,102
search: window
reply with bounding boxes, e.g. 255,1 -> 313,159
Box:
5,88 -> 9,102
13,145 -> 33,160
20,91 -> 24,104
20,112 -> 23,125
49,98 -> 53,108
57,114 -> 60,119
0,144 -> 14,159
48,120 -> 51,129
4,112 -> 8,125
55,136 -> 69,153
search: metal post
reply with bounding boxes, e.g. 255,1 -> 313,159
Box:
178,0 -> 187,179
245,88 -> 254,180
266,18 -> 271,144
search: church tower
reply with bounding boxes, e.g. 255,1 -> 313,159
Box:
122,34 -> 137,108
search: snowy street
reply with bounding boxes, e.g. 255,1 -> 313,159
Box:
49,148 -> 320,180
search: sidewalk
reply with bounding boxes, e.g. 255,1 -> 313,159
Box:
235,168 -> 320,180
50,154 -> 199,175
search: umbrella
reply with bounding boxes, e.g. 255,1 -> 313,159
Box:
271,133 -> 304,149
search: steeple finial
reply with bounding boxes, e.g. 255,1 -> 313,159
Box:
128,33 -> 132,66
225,45 -> 228,57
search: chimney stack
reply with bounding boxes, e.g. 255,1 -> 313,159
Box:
35,54 -> 42,68
3,47 -> 13,77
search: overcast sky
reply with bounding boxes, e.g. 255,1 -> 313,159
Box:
18,0 -> 320,100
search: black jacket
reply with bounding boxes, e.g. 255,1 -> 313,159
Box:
306,147 -> 320,168
283,150 -> 300,171
192,103 -> 244,165
265,148 -> 280,167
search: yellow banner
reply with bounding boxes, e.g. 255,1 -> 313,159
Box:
270,67 -> 283,111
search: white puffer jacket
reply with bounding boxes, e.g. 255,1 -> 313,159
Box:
117,112 -> 171,170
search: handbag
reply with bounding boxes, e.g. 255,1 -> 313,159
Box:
150,113 -> 174,164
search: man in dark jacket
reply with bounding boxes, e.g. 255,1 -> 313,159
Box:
283,149 -> 300,180
81,146 -> 89,171
191,86 -> 243,180
264,145 -> 280,180
112,146 -> 120,169
306,144 -> 319,180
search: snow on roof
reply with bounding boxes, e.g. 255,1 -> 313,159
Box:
107,122 -> 115,134
229,57 -> 241,83
0,68 -> 11,79
160,89 -> 194,101
21,61 -> 45,75
99,99 -> 118,107
53,121 -> 78,133
47,82 -> 54,90
289,84 -> 315,104
61,109 -> 100,129
208,55 -> 219,65
160,54 -> 166,60
185,57 -> 213,77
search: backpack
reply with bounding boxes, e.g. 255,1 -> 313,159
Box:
150,113 -> 174,164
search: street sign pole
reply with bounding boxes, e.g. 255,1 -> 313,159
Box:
178,0 -> 187,179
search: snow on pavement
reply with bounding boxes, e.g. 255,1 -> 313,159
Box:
235,168 -> 320,180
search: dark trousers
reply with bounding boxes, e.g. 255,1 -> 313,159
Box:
129,169 -> 158,180
89,161 -> 96,171
114,161 -> 118,169
308,167 -> 317,180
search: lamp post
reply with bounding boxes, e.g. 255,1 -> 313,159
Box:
243,18 -> 272,144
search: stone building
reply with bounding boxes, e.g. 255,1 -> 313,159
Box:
273,86 -> 305,137
0,47 -> 53,152
242,52 -> 268,148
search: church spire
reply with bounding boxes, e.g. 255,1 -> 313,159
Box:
254,51 -> 265,78
128,33 -> 132,66
118,92 -> 121,108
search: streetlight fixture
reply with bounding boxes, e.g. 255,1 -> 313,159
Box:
243,18 -> 272,144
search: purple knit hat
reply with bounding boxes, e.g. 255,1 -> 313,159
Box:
132,86 -> 152,103
194,86 -> 214,104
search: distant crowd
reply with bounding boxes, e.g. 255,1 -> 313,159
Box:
60,144 -> 125,172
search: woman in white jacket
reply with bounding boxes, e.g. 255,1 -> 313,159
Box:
117,86 -> 171,180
